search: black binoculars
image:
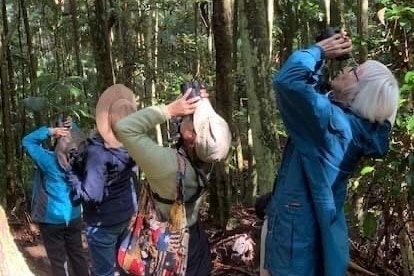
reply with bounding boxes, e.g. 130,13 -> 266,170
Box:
316,27 -> 351,60
180,81 -> 202,99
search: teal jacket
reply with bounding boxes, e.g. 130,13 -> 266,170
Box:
265,45 -> 391,276
22,127 -> 81,224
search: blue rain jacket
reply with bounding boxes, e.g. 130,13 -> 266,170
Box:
65,135 -> 138,227
265,45 -> 391,276
22,127 -> 81,224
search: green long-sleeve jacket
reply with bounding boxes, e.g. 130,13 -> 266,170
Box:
115,105 -> 205,226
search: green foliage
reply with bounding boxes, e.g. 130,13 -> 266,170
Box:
362,212 -> 379,239
385,4 -> 414,27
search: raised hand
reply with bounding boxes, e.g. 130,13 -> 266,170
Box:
167,89 -> 201,117
52,127 -> 70,138
316,33 -> 352,60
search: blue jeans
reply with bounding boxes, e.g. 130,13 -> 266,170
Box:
86,221 -> 130,276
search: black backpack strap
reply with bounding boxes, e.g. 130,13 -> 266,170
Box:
175,152 -> 186,202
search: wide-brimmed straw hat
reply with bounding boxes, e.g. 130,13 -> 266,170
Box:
96,84 -> 137,148
193,99 -> 232,163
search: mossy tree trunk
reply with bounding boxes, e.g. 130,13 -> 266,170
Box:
239,0 -> 279,203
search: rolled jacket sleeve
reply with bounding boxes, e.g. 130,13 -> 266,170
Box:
274,45 -> 333,150
115,105 -> 177,179
22,127 -> 54,171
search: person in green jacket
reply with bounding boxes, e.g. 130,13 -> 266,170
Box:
115,88 -> 231,276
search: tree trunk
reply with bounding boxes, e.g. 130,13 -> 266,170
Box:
211,0 -> 233,226
20,0 -> 36,82
275,0 -> 298,63
69,0 -> 83,77
322,0 -> 331,26
20,0 -> 41,125
330,0 -> 344,28
1,0 -> 18,207
119,0 -> 134,88
87,0 -> 115,95
239,0 -> 279,200
358,0 -> 369,62
143,4 -> 162,145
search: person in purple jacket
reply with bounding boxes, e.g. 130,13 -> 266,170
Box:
65,84 -> 138,276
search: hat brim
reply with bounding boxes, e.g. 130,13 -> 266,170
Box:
193,99 -> 232,162
96,84 -> 137,148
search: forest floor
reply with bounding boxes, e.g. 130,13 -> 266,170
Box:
9,204 -> 401,276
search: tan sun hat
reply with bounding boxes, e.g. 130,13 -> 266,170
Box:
96,84 -> 137,148
193,99 -> 232,163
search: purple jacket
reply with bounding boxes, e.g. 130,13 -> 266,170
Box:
65,135 -> 138,226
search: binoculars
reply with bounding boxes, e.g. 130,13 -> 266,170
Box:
180,81 -> 202,99
316,27 -> 351,60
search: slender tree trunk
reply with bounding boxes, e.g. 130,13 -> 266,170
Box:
323,0 -> 331,26
143,4 -> 162,144
358,0 -> 369,62
20,0 -> 42,126
231,0 -> 247,202
275,0 -> 298,63
17,4 -> 28,139
4,1 -> 18,165
211,0 -> 233,226
69,0 -> 83,77
330,0 -> 344,28
1,0 -> 18,207
87,0 -> 115,95
20,0 -> 36,82
119,0 -> 134,88
193,2 -> 200,77
239,0 -> 279,200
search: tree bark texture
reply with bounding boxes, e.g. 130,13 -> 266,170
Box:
239,0 -> 279,197
87,0 -> 115,95
69,0 -> 83,77
1,0 -> 18,206
358,0 -> 369,62
211,0 -> 233,225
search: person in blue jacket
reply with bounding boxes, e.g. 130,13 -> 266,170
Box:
65,84 -> 138,276
22,118 -> 89,276
264,33 -> 400,275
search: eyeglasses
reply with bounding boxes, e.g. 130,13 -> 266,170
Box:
346,55 -> 359,81
349,66 -> 359,81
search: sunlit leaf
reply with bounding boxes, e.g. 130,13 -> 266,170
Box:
360,166 -> 375,175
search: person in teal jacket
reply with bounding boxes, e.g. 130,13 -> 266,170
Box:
22,119 -> 89,276
264,34 -> 400,275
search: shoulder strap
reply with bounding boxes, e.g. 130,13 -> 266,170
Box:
175,152 -> 186,202
152,151 -> 208,205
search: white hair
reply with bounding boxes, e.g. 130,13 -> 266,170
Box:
350,60 -> 400,125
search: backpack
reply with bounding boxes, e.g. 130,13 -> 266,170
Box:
117,152 -> 190,276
